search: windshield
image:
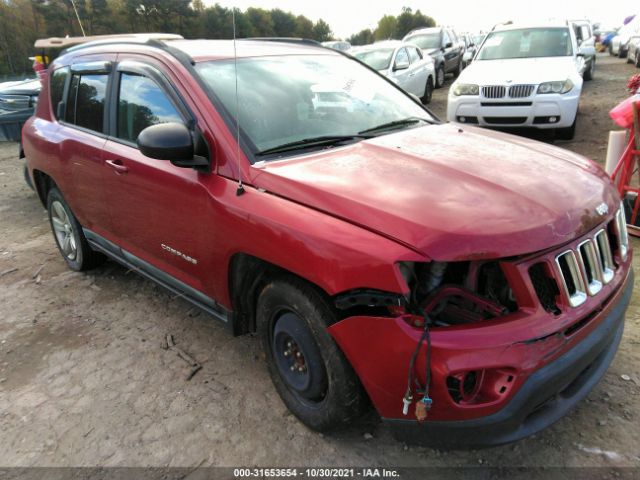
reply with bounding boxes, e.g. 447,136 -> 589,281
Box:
405,33 -> 441,50
477,28 -> 573,60
353,48 -> 394,71
195,55 -> 433,159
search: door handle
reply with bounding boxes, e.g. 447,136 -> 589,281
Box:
105,159 -> 129,174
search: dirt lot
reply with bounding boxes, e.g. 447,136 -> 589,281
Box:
0,54 -> 639,472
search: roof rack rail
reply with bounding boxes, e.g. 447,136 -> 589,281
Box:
490,21 -> 513,32
34,33 -> 183,50
244,37 -> 320,46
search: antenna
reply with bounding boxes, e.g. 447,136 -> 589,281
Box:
232,8 -> 245,196
69,0 -> 86,37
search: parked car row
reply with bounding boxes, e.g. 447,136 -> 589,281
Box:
608,15 -> 639,58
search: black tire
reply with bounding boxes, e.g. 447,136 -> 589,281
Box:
435,64 -> 445,88
453,59 -> 462,78
556,115 -> 577,141
421,76 -> 434,104
46,187 -> 105,271
257,277 -> 367,432
635,51 -> 640,68
23,165 -> 33,190
583,57 -> 595,81
618,47 -> 626,58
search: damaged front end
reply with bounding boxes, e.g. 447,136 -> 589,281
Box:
329,210 -> 633,446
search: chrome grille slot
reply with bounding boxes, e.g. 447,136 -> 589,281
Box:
555,250 -> 587,307
508,85 -> 534,98
577,240 -> 603,296
530,210 -> 625,310
614,205 -> 629,261
594,229 -> 614,284
481,85 -> 506,98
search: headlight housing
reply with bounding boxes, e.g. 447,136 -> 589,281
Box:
537,79 -> 573,94
452,83 -> 479,96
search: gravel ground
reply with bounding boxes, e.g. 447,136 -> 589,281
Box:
0,54 -> 639,472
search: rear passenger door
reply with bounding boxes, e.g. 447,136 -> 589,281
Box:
57,58 -> 115,233
100,59 -> 213,294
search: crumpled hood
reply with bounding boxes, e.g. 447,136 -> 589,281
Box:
250,124 -> 619,261
457,57 -> 579,86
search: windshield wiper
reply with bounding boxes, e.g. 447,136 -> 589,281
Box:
358,117 -> 430,135
255,134 -> 373,156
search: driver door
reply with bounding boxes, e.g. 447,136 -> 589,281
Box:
100,59 -> 212,293
391,48 -> 411,93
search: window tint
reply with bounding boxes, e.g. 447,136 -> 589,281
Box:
65,75 -> 79,124
408,47 -> 421,63
443,31 -> 451,46
50,67 -> 69,119
580,26 -> 590,41
395,48 -> 409,67
65,74 -> 107,133
117,73 -> 182,143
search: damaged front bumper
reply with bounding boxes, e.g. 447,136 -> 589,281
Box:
328,268 -> 633,448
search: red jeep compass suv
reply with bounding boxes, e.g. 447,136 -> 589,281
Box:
22,37 -> 633,447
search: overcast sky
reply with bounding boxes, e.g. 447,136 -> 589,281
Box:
211,0 -> 636,39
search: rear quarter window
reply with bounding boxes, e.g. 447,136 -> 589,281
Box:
49,67 -> 69,120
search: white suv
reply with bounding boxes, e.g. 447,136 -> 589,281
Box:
447,22 -> 595,139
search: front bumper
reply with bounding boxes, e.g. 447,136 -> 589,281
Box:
446,91 -> 579,129
329,260 -> 633,448
384,269 -> 632,448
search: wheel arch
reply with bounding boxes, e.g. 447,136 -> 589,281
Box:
32,169 -> 57,208
228,253 -> 336,336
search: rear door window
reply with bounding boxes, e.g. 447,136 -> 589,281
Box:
65,73 -> 108,133
117,73 -> 183,143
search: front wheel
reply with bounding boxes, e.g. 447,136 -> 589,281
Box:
435,65 -> 445,88
583,57 -> 595,81
556,114 -> 577,141
257,277 -> 367,432
421,76 -> 434,104
47,187 -> 105,271
453,59 -> 462,78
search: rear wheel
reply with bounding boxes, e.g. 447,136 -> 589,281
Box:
257,277 -> 367,432
47,187 -> 105,271
435,65 -> 445,88
421,76 -> 434,104
635,51 -> 640,68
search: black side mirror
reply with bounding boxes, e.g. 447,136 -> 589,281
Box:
138,122 -> 209,170
444,42 -> 453,49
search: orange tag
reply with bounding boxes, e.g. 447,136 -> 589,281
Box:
415,401 -> 429,422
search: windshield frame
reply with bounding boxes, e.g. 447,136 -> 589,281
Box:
192,51 -> 439,164
476,27 -> 574,61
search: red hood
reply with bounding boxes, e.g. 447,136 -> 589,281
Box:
250,124 -> 620,260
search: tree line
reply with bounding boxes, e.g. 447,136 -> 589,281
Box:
0,1 -> 436,77
348,7 -> 436,46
